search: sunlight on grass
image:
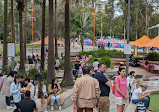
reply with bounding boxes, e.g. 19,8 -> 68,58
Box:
150,94 -> 159,112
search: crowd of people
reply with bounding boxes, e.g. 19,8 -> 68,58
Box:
72,63 -> 152,112
0,54 -> 153,112
0,71 -> 63,112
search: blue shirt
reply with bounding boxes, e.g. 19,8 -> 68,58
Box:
10,82 -> 21,103
94,72 -> 110,97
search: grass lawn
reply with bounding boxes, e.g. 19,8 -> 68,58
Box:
150,94 -> 159,112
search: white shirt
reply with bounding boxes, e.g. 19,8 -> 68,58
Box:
132,87 -> 144,100
14,65 -> 19,72
55,59 -> 60,67
93,61 -> 99,71
127,76 -> 137,93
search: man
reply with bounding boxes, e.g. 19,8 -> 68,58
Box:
93,59 -> 99,73
28,55 -> 33,64
72,66 -> 101,112
93,63 -> 111,112
17,91 -> 36,112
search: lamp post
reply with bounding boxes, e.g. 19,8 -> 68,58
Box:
93,2 -> 96,49
126,0 -> 131,76
11,0 -> 15,71
30,0 -> 36,56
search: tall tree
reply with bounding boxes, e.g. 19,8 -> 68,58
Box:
2,0 -> 8,73
55,0 -> 58,58
24,0 -> 27,62
63,0 -> 73,86
17,0 -> 25,71
41,0 -> 46,71
47,0 -> 55,85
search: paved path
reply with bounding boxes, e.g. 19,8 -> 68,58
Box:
0,90 -> 120,112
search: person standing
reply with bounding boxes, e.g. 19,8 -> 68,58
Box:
93,59 -> 99,73
14,63 -> 20,73
28,55 -> 33,64
24,78 -> 35,100
114,67 -> 128,112
93,63 -> 111,112
1,71 -> 15,109
72,66 -> 101,112
55,58 -> 60,76
17,91 -> 36,112
10,75 -> 21,112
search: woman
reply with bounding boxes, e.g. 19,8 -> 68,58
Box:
24,78 -> 35,100
48,79 -> 64,111
35,90 -> 47,112
1,71 -> 15,109
35,81 -> 47,100
10,75 -> 21,112
132,83 -> 152,112
127,71 -> 137,101
114,67 -> 128,112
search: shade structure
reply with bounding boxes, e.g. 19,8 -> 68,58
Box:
129,35 -> 151,47
141,35 -> 159,47
31,36 -> 64,45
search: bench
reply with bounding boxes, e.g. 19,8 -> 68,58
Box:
125,102 -> 137,112
50,89 -> 73,110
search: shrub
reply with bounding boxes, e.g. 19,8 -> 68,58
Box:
28,68 -> 39,80
59,59 -> 64,69
146,52 -> 159,61
87,57 -> 95,64
18,71 -> 27,78
99,56 -> 112,68
41,70 -> 48,79
79,49 -> 125,58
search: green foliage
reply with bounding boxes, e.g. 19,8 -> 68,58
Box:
18,71 -> 27,78
59,59 -> 64,69
146,52 -> 159,61
99,56 -> 112,68
61,80 -> 67,87
41,70 -> 48,79
87,57 -> 95,64
28,68 -> 39,80
3,65 -> 12,75
79,49 -> 125,58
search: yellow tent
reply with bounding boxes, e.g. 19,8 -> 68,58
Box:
141,35 -> 159,47
129,35 -> 151,47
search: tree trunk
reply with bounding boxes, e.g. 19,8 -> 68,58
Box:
2,0 -> 8,73
145,0 -> 149,36
135,0 -> 138,55
63,0 -> 73,86
55,0 -> 58,58
41,0 -> 46,71
19,7 -> 25,71
24,0 -> 27,62
47,0 -> 55,85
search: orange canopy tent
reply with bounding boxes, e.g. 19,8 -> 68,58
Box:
129,35 -> 151,47
31,36 -> 64,45
141,35 -> 159,47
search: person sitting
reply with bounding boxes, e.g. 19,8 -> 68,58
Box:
17,91 -> 36,112
48,79 -> 64,111
35,90 -> 47,112
132,83 -> 152,112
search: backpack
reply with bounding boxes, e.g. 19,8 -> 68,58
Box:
112,76 -> 120,94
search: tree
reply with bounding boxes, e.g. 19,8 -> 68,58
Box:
24,0 -> 27,62
55,0 -> 58,58
16,0 -> 25,71
2,0 -> 8,73
63,0 -> 73,86
41,0 -> 46,71
47,0 -> 55,85
71,14 -> 93,51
